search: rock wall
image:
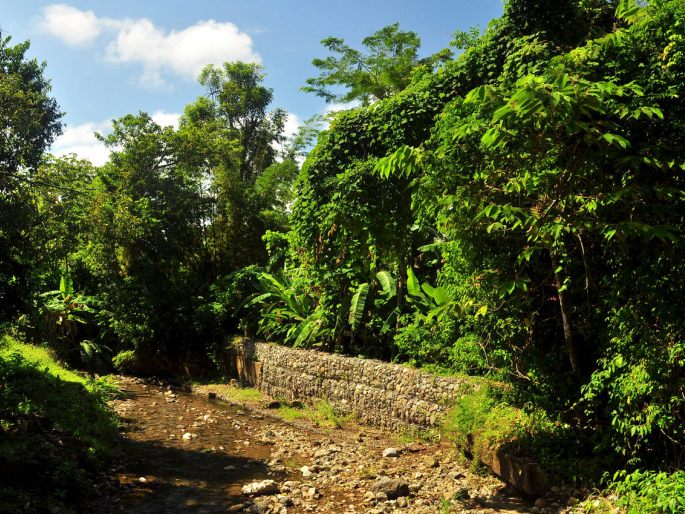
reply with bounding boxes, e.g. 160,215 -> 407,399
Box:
227,339 -> 474,431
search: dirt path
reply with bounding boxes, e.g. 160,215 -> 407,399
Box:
110,377 -> 535,513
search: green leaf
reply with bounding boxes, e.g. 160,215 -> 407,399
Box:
429,286 -> 451,306
406,267 -> 421,297
602,132 -> 631,149
349,282 -> 369,328
380,307 -> 401,334
615,0 -> 642,22
59,274 -> 74,296
376,271 -> 396,299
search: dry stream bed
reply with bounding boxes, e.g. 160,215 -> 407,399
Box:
109,377 -> 580,513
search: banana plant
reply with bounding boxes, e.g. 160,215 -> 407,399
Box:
39,274 -> 99,343
243,271 -> 326,348
348,270 -> 400,334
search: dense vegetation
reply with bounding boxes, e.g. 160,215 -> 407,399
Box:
0,335 -> 119,512
2,0 -> 684,509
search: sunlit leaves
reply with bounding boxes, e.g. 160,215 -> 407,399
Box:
374,145 -> 424,178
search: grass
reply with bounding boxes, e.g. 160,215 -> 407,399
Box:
0,334 -> 120,513
276,398 -> 351,428
193,380 -> 352,429
393,425 -> 440,445
192,382 -> 266,405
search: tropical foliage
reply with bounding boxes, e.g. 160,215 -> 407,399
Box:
1,0 -> 684,505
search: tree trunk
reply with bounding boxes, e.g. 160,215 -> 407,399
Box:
551,252 -> 581,374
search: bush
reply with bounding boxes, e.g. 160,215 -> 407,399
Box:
393,316 -> 490,375
612,470 -> 685,514
112,349 -> 138,374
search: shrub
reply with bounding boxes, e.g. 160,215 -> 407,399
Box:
612,470 -> 685,514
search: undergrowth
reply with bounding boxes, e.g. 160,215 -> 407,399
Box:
276,398 -> 351,429
0,334 -> 120,513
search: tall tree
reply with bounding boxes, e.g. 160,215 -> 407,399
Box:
0,32 -> 63,319
302,23 -> 451,105
198,62 -> 287,184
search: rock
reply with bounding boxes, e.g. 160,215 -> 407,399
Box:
300,465 -> 313,478
241,479 -> 280,497
534,497 -> 547,508
224,465 -> 236,471
138,477 -> 147,483
248,498 -> 270,513
304,487 -> 321,499
369,477 -> 410,499
397,496 -> 408,508
228,505 -> 245,513
282,480 -> 300,490
448,471 -> 465,480
382,447 -> 399,458
568,496 -> 579,506
182,432 -> 196,441
277,495 -> 293,506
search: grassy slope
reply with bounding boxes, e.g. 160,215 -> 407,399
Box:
0,335 -> 120,513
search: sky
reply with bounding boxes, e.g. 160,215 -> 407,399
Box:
1,1 -> 504,165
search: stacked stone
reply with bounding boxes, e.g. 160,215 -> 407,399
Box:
233,340 -> 472,430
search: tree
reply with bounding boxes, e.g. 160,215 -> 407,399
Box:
0,31 -> 63,320
87,113 -> 208,359
198,62 -> 287,184
302,23 -> 452,105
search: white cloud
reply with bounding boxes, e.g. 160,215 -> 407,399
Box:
36,5 -> 260,87
283,112 -> 301,141
319,101 -> 362,129
51,120 -> 112,166
36,4 -> 102,46
105,18 -> 261,86
324,101 -> 361,114
151,110 -> 180,129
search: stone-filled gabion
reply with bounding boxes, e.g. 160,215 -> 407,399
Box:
230,340 -> 474,431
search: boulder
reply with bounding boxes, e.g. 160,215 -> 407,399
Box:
369,477 -> 410,499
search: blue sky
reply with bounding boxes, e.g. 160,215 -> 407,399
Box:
1,1 -> 503,164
